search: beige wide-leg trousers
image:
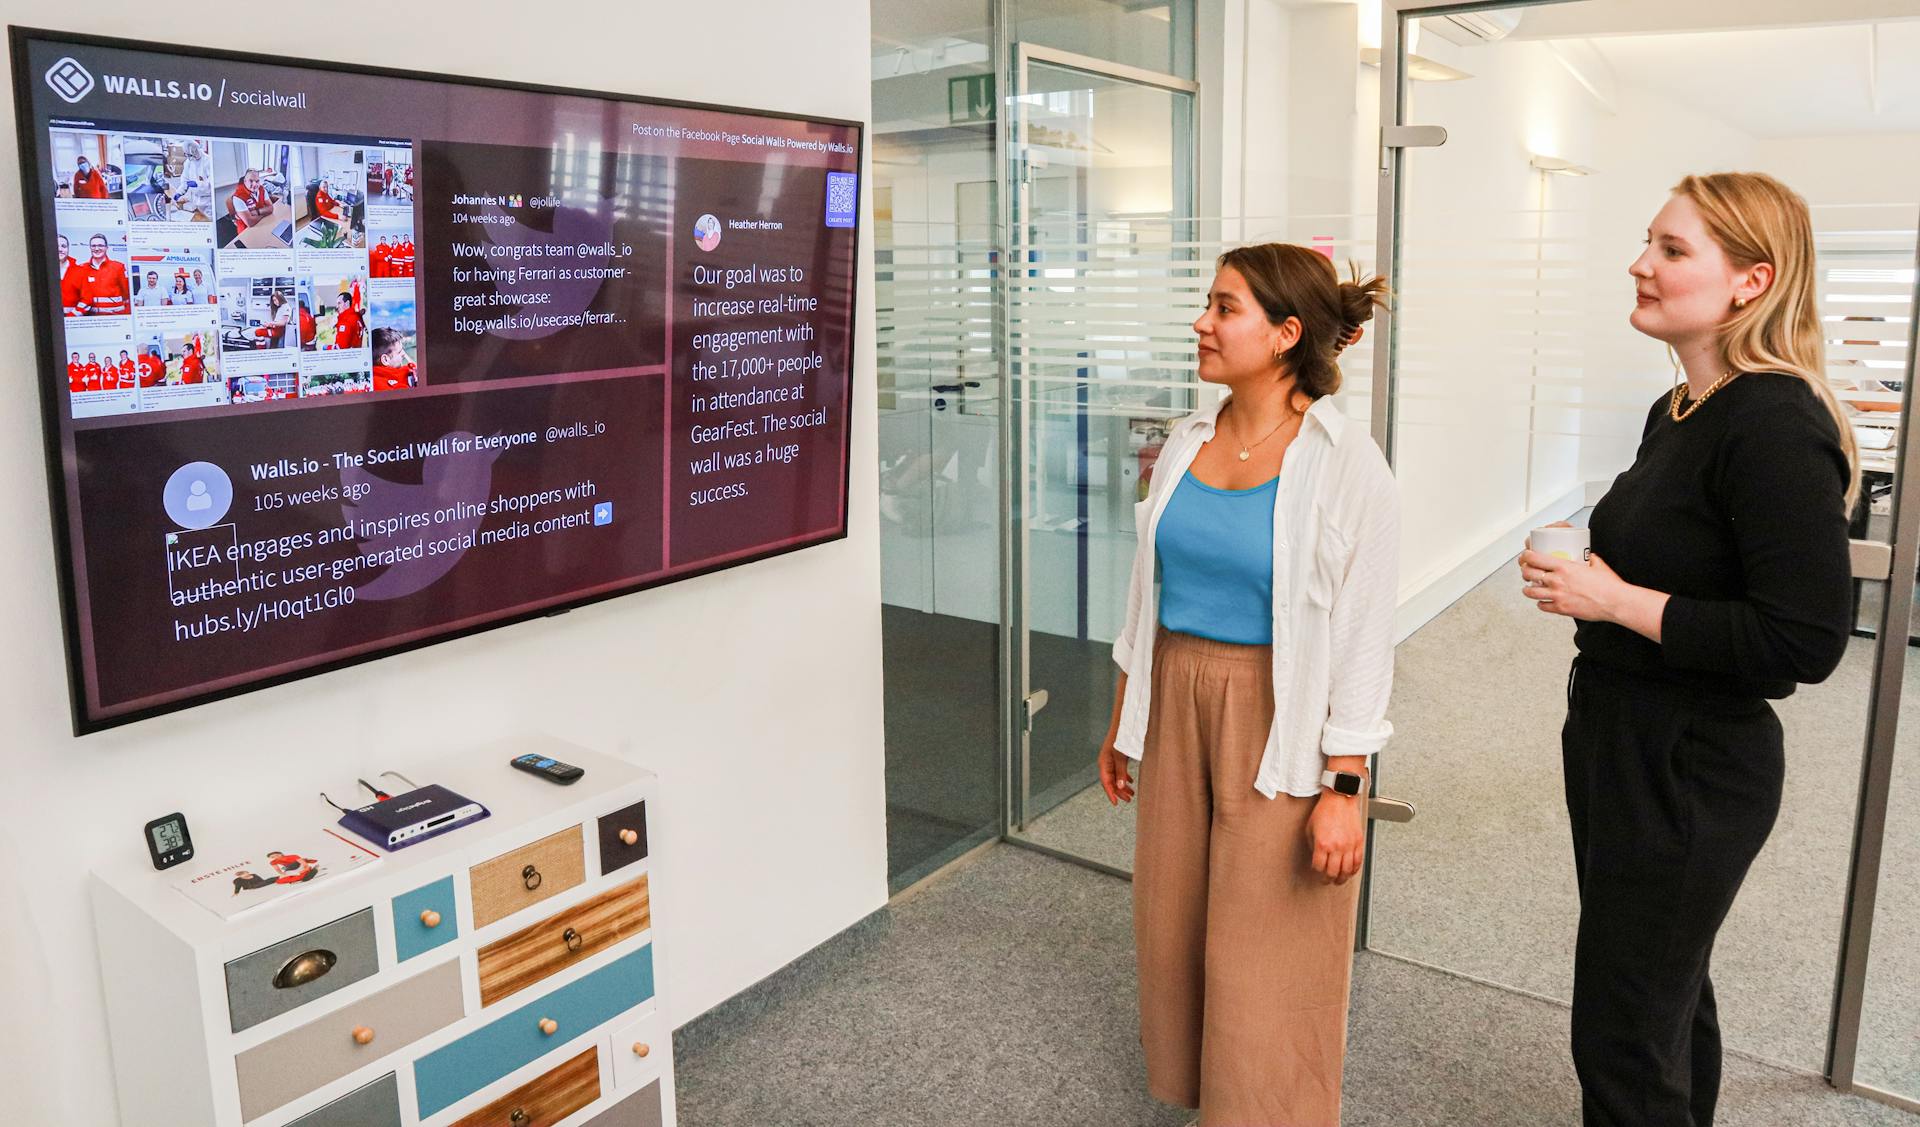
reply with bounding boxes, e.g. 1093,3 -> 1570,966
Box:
1133,628 -> 1362,1127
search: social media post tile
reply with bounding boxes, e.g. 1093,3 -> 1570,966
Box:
71,375 -> 665,710
300,267 -> 369,354
122,133 -> 217,225
367,212 -> 415,282
227,370 -> 302,405
367,145 -> 415,211
129,244 -> 218,320
48,128 -> 125,219
62,319 -> 140,417
369,296 -> 419,393
218,273 -> 300,364
55,218 -> 133,321
212,139 -> 297,270
290,143 -> 368,253
138,326 -> 228,412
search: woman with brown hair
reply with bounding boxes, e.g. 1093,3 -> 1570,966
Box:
1520,172 -> 1856,1126
1097,243 -> 1398,1125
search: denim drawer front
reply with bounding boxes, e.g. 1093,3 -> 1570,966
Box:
413,943 -> 655,1118
393,876 -> 459,962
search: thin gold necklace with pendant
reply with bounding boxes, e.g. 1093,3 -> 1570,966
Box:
1228,398 -> 1301,461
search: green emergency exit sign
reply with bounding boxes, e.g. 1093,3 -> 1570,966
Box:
948,74 -> 995,125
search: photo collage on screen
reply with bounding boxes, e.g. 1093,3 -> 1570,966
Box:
50,127 -> 418,416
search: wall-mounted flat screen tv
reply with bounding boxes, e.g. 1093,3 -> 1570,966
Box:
12,28 -> 861,733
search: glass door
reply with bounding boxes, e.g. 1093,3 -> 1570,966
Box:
1366,0 -> 1920,1106
1005,46 -> 1198,871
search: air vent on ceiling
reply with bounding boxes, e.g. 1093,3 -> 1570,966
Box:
1421,9 -> 1522,46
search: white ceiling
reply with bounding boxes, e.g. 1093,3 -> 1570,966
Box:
1563,20 -> 1920,138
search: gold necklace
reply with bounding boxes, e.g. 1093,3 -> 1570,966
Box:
1669,370 -> 1738,423
1227,398 -> 1301,461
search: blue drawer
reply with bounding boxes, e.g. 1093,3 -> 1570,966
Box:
393,877 -> 458,962
413,943 -> 654,1118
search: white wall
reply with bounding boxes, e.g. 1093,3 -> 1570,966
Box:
1753,133 -> 1920,207
0,4 -> 886,1123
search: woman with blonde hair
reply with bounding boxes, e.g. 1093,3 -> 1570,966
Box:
1098,243 -> 1397,1125
1520,172 -> 1855,1126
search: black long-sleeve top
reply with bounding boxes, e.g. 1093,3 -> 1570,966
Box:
1575,372 -> 1853,699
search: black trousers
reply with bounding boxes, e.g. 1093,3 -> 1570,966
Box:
1561,659 -> 1784,1127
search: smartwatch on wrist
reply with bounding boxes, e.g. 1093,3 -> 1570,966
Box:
1320,769 -> 1366,797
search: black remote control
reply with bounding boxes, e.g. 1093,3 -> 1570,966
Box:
511,753 -> 585,784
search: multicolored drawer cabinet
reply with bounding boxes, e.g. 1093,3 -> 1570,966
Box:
92,742 -> 674,1127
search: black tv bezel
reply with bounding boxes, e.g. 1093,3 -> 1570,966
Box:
10,24 -> 864,736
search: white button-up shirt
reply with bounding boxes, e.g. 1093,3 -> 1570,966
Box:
1113,392 -> 1400,798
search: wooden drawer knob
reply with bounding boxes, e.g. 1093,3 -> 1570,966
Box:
538,1017 -> 559,1036
352,1026 -> 375,1046
619,828 -> 639,846
419,909 -> 442,929
632,1041 -> 651,1058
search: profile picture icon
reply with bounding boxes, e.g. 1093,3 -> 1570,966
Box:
693,214 -> 722,253
163,461 -> 233,529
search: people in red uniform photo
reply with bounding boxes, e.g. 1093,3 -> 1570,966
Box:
66,351 -> 83,393
138,346 -> 165,388
56,234 -> 82,316
396,238 -> 416,278
298,296 -> 316,350
370,236 -> 392,278
82,352 -> 104,391
70,155 -> 108,199
180,336 -> 206,384
228,169 -> 276,233
116,350 -> 136,388
333,292 -> 363,350
312,179 -> 342,223
371,327 -> 417,392
72,234 -> 130,317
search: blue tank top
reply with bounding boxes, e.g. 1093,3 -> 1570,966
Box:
1155,469 -> 1276,645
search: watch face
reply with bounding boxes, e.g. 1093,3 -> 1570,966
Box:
1334,773 -> 1362,796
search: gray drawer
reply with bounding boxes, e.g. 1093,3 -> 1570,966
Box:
225,909 -> 379,1034
586,1082 -> 663,1127
236,958 -> 463,1122
285,1073 -> 402,1127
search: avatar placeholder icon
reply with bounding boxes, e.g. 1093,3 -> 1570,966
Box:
163,461 -> 233,529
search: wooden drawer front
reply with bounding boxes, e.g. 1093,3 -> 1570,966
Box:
471,827 -> 585,929
235,958 -> 463,1122
479,875 -> 650,1007
394,876 -> 459,962
225,908 -> 379,1034
284,1072 -> 402,1127
610,1007 -> 667,1092
585,1083 -> 664,1127
451,1047 -> 600,1127
415,943 -> 655,1119
596,800 -> 649,876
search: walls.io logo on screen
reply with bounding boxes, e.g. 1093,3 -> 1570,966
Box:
44,57 -> 94,104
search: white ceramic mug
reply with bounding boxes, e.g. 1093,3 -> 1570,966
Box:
1528,525 -> 1591,564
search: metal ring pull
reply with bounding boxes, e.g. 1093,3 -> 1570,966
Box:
272,949 -> 337,989
562,927 -> 582,953
522,864 -> 542,891
510,1109 -> 529,1126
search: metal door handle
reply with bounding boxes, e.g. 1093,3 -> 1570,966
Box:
1368,796 -> 1416,824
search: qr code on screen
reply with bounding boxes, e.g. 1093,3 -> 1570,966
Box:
825,171 -> 857,229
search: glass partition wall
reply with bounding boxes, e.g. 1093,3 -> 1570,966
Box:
1369,1 -> 1920,1112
